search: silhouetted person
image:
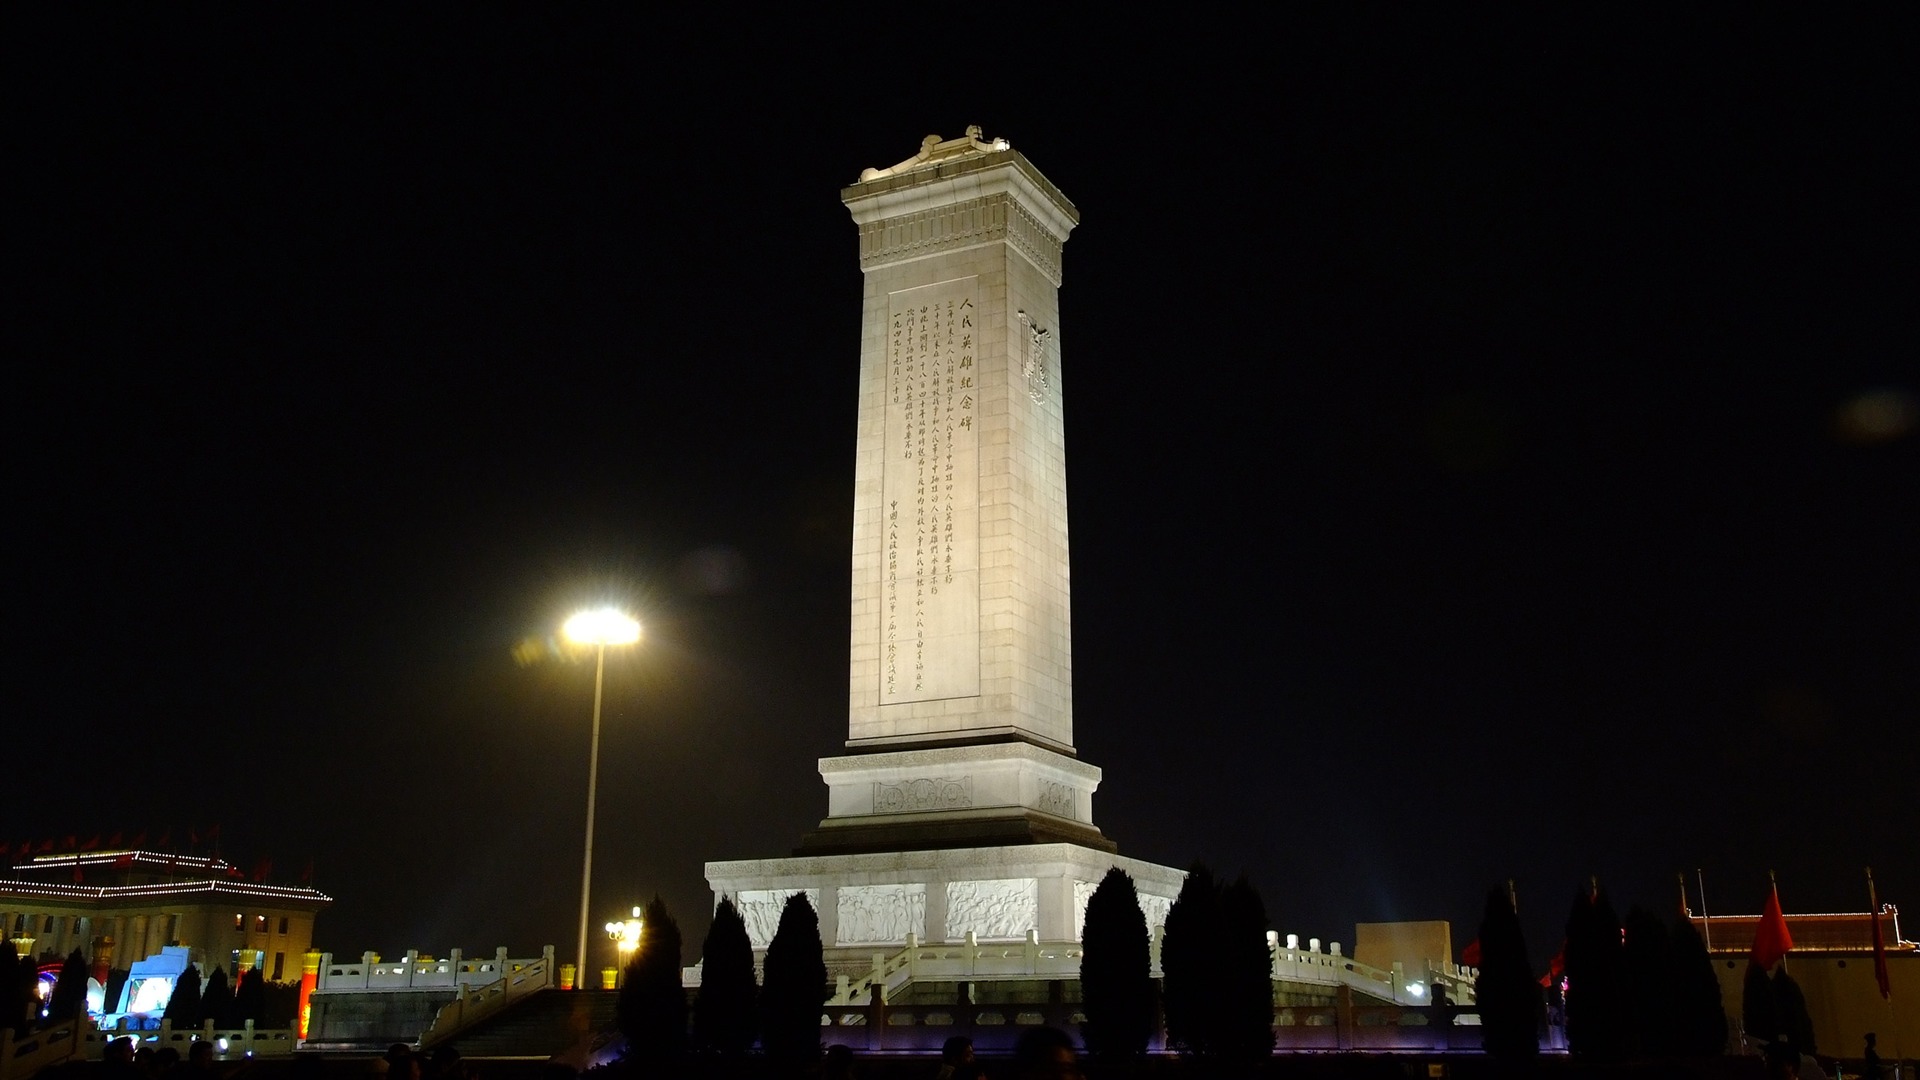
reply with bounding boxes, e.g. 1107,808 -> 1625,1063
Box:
426,1046 -> 465,1080
1011,1027 -> 1077,1079
823,1043 -> 855,1079
383,1044 -> 419,1080
153,1046 -> 181,1076
1861,1032 -> 1884,1080
177,1040 -> 216,1080
935,1036 -> 975,1079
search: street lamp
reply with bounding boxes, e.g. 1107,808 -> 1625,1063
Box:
563,607 -> 641,989
605,906 -> 644,986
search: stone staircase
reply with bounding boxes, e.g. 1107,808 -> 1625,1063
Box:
441,989 -> 618,1059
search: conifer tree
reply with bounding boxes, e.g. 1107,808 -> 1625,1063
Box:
1473,885 -> 1540,1060
1564,884 -> 1629,1060
616,895 -> 687,1061
1216,875 -> 1275,1062
199,967 -> 232,1028
1622,906 -> 1677,1056
758,893 -> 825,1066
232,966 -> 266,1026
1667,915 -> 1727,1055
692,896 -> 756,1056
46,949 -> 88,1023
1772,968 -> 1815,1057
1160,863 -> 1219,1055
1080,867 -> 1153,1059
163,964 -> 202,1028
1742,961 -> 1779,1049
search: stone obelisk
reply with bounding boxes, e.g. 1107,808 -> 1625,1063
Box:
707,129 -> 1180,961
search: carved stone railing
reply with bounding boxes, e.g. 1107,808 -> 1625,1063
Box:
0,1018 -> 90,1080
313,946 -> 550,993
828,931 -> 1084,1006
1268,933 -> 1477,1006
84,1019 -> 296,1060
416,946 -> 556,1048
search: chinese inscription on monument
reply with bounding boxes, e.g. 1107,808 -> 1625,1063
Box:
881,277 -> 981,704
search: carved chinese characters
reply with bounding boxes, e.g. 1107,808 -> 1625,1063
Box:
881,278 -> 981,705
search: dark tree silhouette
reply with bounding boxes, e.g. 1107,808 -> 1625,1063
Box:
1080,867 -> 1153,1059
1160,862 -> 1219,1055
46,949 -> 88,1023
616,895 -> 687,1061
1772,968 -> 1815,1057
758,893 -> 825,1066
1667,916 -> 1727,1056
162,964 -> 202,1028
692,896 -> 756,1056
1215,875 -> 1275,1062
1622,906 -> 1677,1056
1742,961 -> 1779,1049
198,967 -> 232,1028
0,942 -> 24,1033
1564,885 -> 1629,1060
231,966 -> 266,1026
1473,885 -> 1540,1060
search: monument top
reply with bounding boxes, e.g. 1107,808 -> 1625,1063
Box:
857,125 -> 1012,182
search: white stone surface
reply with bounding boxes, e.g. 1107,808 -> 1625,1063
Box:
816,742 -> 1101,826
708,843 -> 1183,955
843,140 -> 1079,753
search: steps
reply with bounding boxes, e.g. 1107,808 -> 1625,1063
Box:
443,989 -> 618,1059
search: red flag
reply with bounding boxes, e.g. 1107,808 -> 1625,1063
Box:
37,839 -> 54,853
1751,882 -> 1793,970
72,864 -> 84,884
106,831 -> 124,848
1461,938 -> 1482,967
129,830 -> 146,848
112,853 -> 133,869
252,859 -> 272,883
1539,939 -> 1567,988
157,828 -> 171,849
300,858 -> 314,885
79,834 -> 100,851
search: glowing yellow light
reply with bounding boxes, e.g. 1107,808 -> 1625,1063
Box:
564,609 -> 640,646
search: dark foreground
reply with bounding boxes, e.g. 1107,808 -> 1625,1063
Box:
33,1054 -> 1785,1080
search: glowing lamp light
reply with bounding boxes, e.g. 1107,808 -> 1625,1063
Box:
564,609 -> 640,646
1407,982 -> 1426,999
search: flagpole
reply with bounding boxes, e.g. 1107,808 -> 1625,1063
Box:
1698,868 -> 1713,952
1770,870 -> 1788,975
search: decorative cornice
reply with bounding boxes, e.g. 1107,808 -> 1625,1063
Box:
855,193 -> 1065,284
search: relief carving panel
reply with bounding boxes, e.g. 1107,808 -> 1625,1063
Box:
946,878 -> 1039,941
873,776 -> 973,814
835,884 -> 927,945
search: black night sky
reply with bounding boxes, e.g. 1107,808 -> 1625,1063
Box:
12,10 -> 1916,970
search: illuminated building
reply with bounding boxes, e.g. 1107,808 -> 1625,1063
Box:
0,849 -> 331,991
1690,906 -> 1917,1056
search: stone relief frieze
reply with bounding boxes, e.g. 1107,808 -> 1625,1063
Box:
945,878 -> 1039,941
735,889 -> 820,949
835,884 -> 927,945
1017,311 -> 1052,404
873,775 -> 973,814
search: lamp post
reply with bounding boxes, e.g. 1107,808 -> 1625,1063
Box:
563,607 -> 641,989
605,906 -> 644,987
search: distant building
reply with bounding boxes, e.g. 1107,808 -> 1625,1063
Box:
1691,905 -> 1916,1057
1,849 -> 331,984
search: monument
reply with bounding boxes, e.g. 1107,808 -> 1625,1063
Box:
705,128 -> 1182,967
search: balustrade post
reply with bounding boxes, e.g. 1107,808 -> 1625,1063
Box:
1025,929 -> 1039,973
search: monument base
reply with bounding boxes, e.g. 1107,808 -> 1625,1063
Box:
705,843 -> 1184,973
